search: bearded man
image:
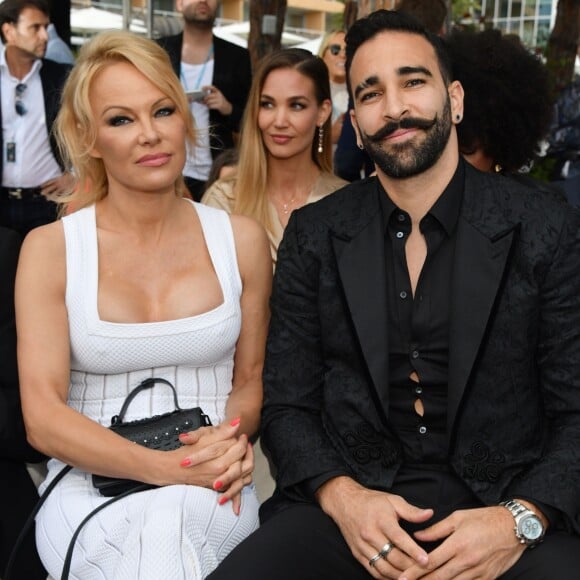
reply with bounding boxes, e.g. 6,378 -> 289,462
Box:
158,0 -> 251,200
208,9 -> 580,580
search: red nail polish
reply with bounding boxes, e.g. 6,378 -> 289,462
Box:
230,417 -> 241,427
180,458 -> 191,467
178,433 -> 188,440
219,496 -> 228,505
214,480 -> 223,490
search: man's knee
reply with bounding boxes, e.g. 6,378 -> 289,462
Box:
209,503 -> 368,580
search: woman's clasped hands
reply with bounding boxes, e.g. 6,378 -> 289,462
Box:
173,417 -> 254,515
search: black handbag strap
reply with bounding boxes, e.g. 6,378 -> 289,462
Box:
60,483 -> 153,579
4,463 -> 72,580
112,377 -> 181,425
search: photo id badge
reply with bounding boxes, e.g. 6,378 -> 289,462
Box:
6,142 -> 15,163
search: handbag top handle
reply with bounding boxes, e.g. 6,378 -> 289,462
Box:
112,378 -> 182,426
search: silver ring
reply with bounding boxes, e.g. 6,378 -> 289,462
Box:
368,552 -> 382,568
378,542 -> 393,559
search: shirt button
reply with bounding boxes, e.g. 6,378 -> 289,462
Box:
397,214 -> 405,222
396,231 -> 404,239
415,385 -> 423,395
419,425 -> 427,435
399,291 -> 407,299
411,350 -> 419,359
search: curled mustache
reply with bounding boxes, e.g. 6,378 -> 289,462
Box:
367,115 -> 438,142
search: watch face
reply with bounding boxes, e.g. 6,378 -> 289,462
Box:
519,514 -> 543,541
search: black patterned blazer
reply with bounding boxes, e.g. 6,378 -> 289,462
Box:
262,162 -> 580,532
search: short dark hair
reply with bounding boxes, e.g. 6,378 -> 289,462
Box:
345,10 -> 452,97
446,28 -> 553,171
0,0 -> 50,43
397,0 -> 447,35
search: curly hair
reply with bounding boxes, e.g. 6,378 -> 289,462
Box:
446,28 -> 553,172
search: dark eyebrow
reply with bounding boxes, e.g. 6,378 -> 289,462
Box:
354,75 -> 379,100
398,66 -> 432,78
353,66 -> 433,100
260,93 -> 310,102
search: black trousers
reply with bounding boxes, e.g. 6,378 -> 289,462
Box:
208,503 -> 580,580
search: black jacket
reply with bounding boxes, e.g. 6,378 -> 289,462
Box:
0,58 -> 71,177
262,163 -> 580,533
157,33 -> 252,158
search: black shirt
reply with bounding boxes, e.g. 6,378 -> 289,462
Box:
380,162 -> 464,463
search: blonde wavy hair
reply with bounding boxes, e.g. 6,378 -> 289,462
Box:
233,48 -> 332,238
55,30 -> 195,212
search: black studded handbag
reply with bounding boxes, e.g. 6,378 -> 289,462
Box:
92,377 -> 212,497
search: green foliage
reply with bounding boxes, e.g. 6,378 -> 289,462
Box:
451,0 -> 482,23
529,157 -> 558,183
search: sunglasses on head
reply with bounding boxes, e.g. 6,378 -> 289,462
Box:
328,44 -> 345,56
15,83 -> 27,116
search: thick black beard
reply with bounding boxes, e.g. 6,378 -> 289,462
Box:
361,98 -> 452,179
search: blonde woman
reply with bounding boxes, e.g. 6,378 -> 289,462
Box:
16,31 -> 271,579
319,30 -> 348,145
202,48 -> 347,266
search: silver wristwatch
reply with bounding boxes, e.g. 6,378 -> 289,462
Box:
500,500 -> 545,547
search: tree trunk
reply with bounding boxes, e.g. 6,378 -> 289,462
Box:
545,0 -> 580,97
344,1 -> 359,30
248,0 -> 287,70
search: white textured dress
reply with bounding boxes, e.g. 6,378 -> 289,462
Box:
36,201 -> 260,580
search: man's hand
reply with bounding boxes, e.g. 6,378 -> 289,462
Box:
316,477 -> 431,579
400,506 -> 527,580
202,85 -> 233,116
41,173 -> 75,201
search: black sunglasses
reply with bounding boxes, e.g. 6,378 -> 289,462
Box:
328,44 -> 345,56
15,83 -> 27,116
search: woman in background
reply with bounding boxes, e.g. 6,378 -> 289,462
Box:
318,30 -> 348,146
16,31 -> 271,579
202,48 -> 346,266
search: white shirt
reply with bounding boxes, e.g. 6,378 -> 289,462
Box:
180,60 -> 214,181
0,48 -> 62,187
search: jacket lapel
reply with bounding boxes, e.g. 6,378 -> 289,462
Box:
332,183 -> 391,415
447,170 -> 518,434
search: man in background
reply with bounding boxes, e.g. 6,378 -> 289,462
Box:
158,0 -> 251,201
0,0 -> 72,236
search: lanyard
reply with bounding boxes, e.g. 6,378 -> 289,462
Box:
180,43 -> 214,91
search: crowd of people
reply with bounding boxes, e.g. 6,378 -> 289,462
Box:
1,0 -> 579,579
